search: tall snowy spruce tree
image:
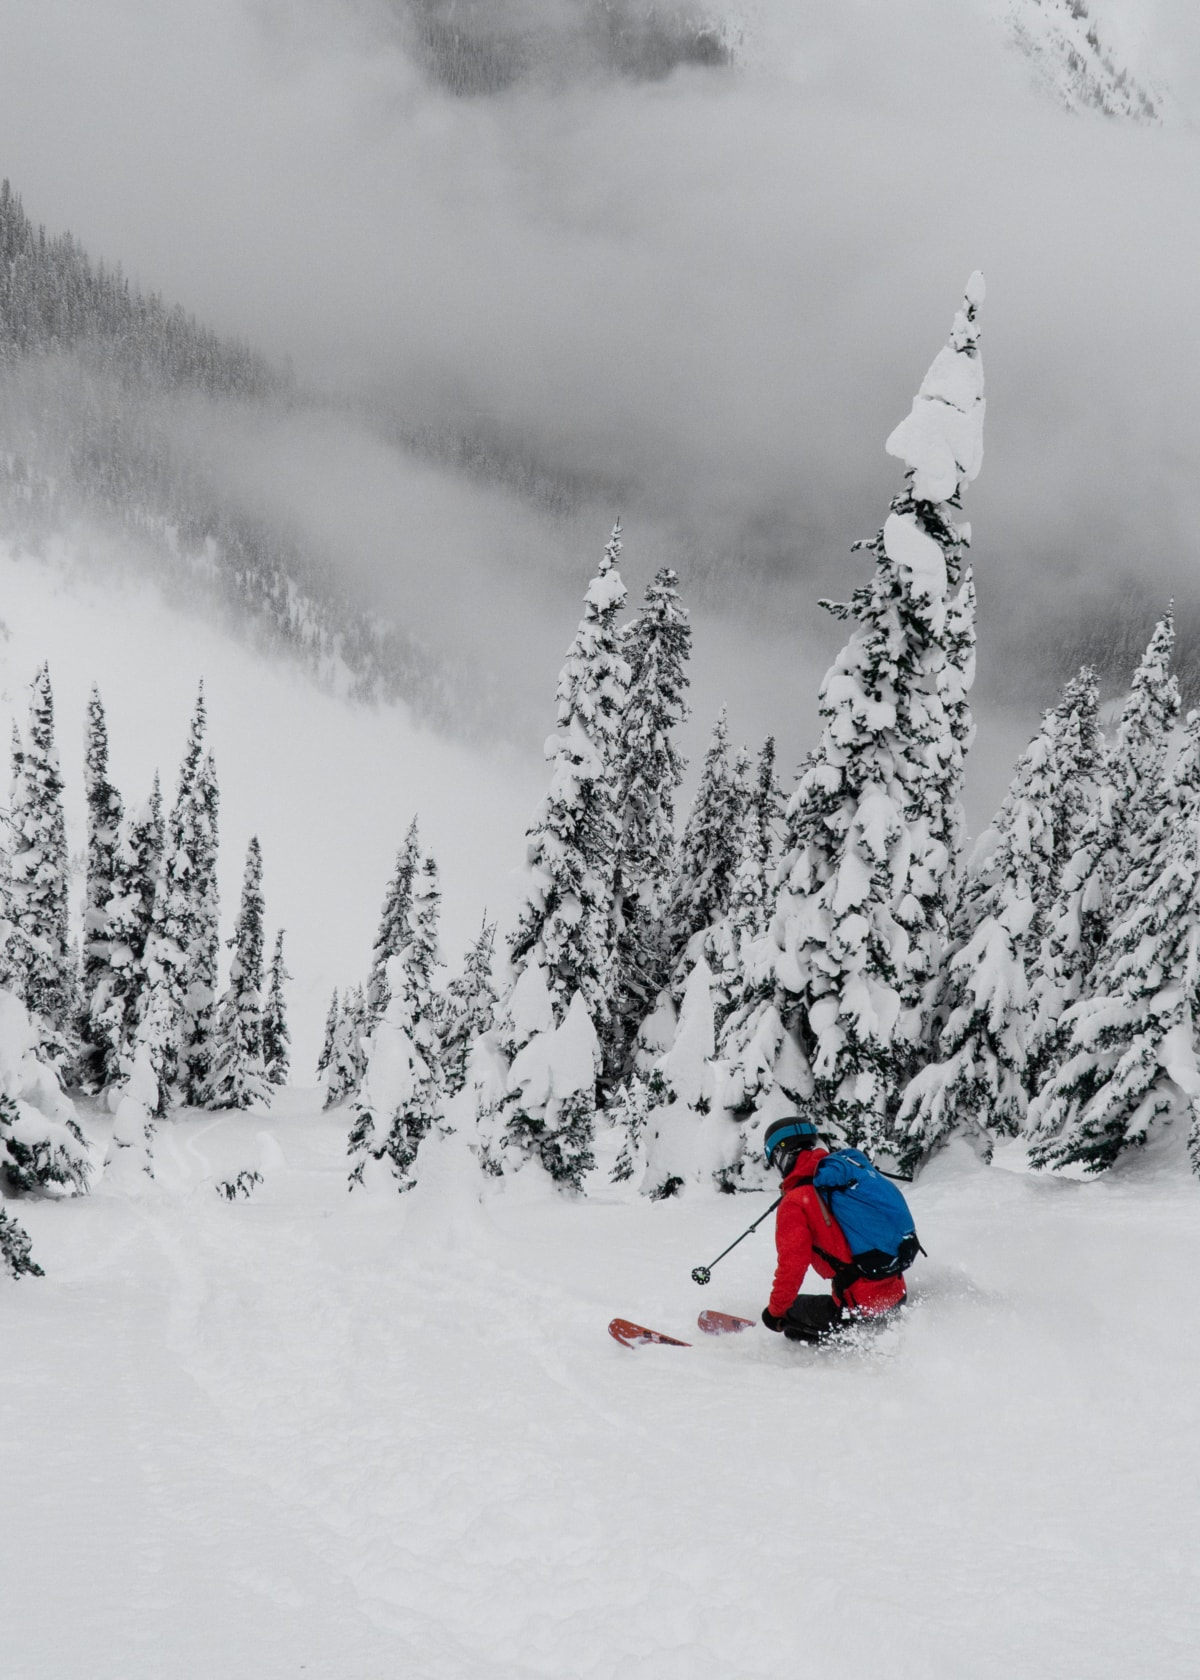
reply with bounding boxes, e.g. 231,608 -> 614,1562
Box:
87,780 -> 165,1093
610,566 -> 692,1073
1027,615 -> 1179,1089
317,988 -> 339,1082
207,837 -> 271,1110
157,687 -> 221,1102
262,929 -> 291,1088
79,684 -> 124,1083
494,524 -> 625,1196
367,819 -> 420,1021
719,274 -> 987,1164
711,735 -> 784,1023
1028,711 -> 1200,1177
323,986 -> 368,1108
665,708 -> 745,985
509,523 -> 629,1029
440,917 -> 498,1099
500,525 -> 629,1189
7,665 -> 75,1042
348,954 -> 439,1193
895,667 -> 1102,1165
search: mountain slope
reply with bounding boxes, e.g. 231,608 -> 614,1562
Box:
999,0 -> 1165,120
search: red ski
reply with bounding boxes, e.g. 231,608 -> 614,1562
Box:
608,1317 -> 691,1349
698,1310 -> 755,1336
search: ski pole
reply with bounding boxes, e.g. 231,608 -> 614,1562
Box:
691,1196 -> 782,1285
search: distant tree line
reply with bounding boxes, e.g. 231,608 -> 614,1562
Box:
0,665 -> 291,1275
0,180 -> 479,734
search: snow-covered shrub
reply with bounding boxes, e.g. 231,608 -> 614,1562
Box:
0,988 -> 90,1195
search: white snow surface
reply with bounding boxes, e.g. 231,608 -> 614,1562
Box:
4,1106 -> 1197,1679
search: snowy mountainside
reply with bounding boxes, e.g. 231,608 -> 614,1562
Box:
995,0 -> 1165,119
0,535 -> 544,1070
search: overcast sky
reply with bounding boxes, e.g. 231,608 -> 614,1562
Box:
0,0 -> 1198,818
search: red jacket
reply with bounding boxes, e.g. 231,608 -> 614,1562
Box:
767,1149 -> 907,1319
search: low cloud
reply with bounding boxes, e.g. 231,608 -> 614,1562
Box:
1,0 -> 1199,815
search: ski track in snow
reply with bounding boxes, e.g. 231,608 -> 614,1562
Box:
3,1108 -> 1199,1679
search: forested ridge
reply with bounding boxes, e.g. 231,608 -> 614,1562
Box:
0,181 -> 474,729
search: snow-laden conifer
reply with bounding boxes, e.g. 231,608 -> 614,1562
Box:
720,274 -> 987,1160
712,736 -> 784,1024
896,669 -> 1102,1166
0,1207 -> 41,1278
178,749 -> 220,1106
1028,715 -> 1200,1177
262,929 -> 291,1088
155,686 -> 220,1099
367,818 -> 420,1020
505,989 -> 600,1192
7,664 -> 74,1038
440,918 -> 498,1099
639,956 -> 724,1198
323,987 -> 368,1108
80,685 -> 123,1075
316,988 -> 339,1082
665,707 -> 744,981
1028,617 -> 1179,1088
102,1029 -> 161,1190
348,955 -> 437,1192
207,837 -> 271,1110
611,566 -> 691,1067
87,781 -> 164,1093
509,523 -> 629,1031
0,988 -> 90,1194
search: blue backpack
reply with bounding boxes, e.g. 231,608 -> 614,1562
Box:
811,1149 -> 923,1281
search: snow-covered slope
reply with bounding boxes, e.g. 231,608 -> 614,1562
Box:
996,0 -> 1165,119
0,535 -> 545,1071
5,1108 -> 1197,1678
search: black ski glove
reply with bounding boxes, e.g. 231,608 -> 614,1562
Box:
761,1308 -> 784,1332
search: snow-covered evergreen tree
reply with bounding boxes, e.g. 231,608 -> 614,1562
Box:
1028,617 -> 1179,1088
207,837 -> 271,1111
720,274 -> 987,1160
316,988 -> 339,1081
665,707 -> 744,980
0,1206 -> 42,1278
79,684 -> 123,1082
0,988 -> 90,1195
440,918 -> 498,1099
1028,725 -> 1200,1177
176,750 -> 220,1106
509,523 -> 629,1033
87,781 -> 164,1093
505,989 -> 600,1192
610,566 -> 691,1069
348,955 -> 437,1192
262,929 -> 291,1088
367,819 -> 420,1021
639,956 -> 722,1198
712,735 -> 784,1024
7,664 -> 74,1038
323,986 -> 368,1108
896,669 -> 1102,1167
156,687 -> 220,1101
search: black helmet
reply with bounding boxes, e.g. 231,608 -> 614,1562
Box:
763,1118 -> 823,1172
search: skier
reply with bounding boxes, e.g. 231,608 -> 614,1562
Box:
760,1118 -> 907,1343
